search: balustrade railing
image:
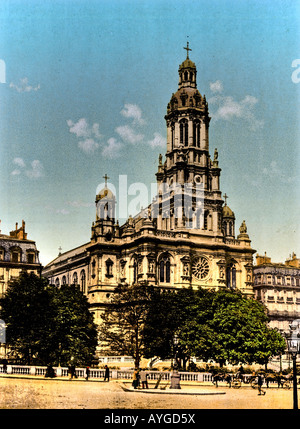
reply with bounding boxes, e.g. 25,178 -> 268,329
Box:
0,364 -> 215,382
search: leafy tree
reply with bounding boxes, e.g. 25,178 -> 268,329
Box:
143,287 -> 197,369
0,273 -> 98,366
50,284 -> 98,366
99,282 -> 154,369
180,289 -> 286,367
0,272 -> 54,364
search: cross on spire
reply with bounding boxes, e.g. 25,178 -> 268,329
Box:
103,174 -> 110,187
183,41 -> 192,59
223,193 -> 228,206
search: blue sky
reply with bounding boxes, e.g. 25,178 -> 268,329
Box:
0,0 -> 299,266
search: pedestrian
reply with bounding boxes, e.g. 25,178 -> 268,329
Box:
257,373 -> 266,395
85,366 -> 90,381
132,369 -> 140,389
2,358 -> 8,374
140,370 -> 149,389
104,365 -> 110,382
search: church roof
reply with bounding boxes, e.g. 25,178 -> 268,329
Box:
96,187 -> 115,201
179,58 -> 196,70
222,205 -> 235,218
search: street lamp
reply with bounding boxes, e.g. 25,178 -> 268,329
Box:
284,322 -> 300,410
170,334 -> 181,389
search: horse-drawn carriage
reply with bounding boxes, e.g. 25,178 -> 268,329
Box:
212,371 -> 292,390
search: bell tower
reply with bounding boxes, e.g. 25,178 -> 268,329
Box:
154,43 -> 223,234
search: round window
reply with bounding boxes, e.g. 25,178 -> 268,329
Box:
192,257 -> 210,280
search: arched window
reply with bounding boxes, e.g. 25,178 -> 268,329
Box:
171,123 -> 175,150
80,270 -> 86,293
226,263 -> 236,289
193,120 -> 200,147
105,259 -> 113,277
159,255 -> 171,283
180,119 -> 188,146
62,275 -> 66,285
72,272 -> 78,285
55,278 -> 60,287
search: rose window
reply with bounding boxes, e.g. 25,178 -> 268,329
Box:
192,257 -> 210,280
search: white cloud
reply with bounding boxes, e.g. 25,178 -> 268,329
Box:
209,80 -> 223,93
115,125 -> 144,144
13,157 -> 26,168
78,138 -> 99,153
67,118 -> 91,138
11,157 -> 43,179
11,169 -> 21,176
10,77 -> 40,93
25,160 -> 44,178
67,118 -> 103,153
209,88 -> 264,131
102,137 -> 123,158
147,132 -> 166,148
121,104 -> 145,125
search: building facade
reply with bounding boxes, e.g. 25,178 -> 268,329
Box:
253,253 -> 300,332
43,46 -> 256,331
0,220 -> 42,298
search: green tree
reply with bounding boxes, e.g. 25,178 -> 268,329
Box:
180,289 -> 286,367
0,273 -> 98,366
0,272 -> 54,364
50,284 -> 98,366
143,287 -> 197,369
99,282 -> 154,369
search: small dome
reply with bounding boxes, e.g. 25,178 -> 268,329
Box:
223,205 -> 235,218
96,187 -> 115,202
179,58 -> 196,70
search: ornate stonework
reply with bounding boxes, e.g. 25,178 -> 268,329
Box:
43,46 -> 256,329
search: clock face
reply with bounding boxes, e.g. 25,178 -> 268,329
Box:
192,256 -> 210,280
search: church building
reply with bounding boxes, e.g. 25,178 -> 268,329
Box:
43,45 -> 256,329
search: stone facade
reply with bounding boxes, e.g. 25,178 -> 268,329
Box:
0,220 -> 42,298
43,47 -> 256,328
253,253 -> 300,332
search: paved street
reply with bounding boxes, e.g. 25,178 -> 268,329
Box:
0,376 -> 297,409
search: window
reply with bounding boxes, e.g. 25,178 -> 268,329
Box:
180,119 -> 188,146
0,248 -> 4,260
193,120 -> 200,147
226,263 -> 236,289
55,278 -> 60,287
133,260 -> 138,283
80,270 -> 86,293
105,259 -> 113,277
27,253 -> 35,263
72,272 -> 78,285
62,276 -> 66,285
11,250 -> 20,262
159,257 -> 171,283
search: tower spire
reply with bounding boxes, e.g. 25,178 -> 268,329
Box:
103,173 -> 110,187
183,41 -> 192,59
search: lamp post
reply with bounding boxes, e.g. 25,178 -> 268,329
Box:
170,335 -> 181,389
284,323 -> 300,410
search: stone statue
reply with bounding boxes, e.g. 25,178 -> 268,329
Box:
214,148 -> 218,161
239,220 -> 247,234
